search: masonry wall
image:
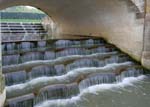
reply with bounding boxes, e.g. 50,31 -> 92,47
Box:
41,0 -> 145,61
142,0 -> 150,69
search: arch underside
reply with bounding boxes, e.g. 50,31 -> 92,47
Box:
0,1 -> 149,65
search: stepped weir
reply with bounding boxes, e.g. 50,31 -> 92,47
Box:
1,22 -> 150,107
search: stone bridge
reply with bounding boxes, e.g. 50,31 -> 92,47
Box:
0,0 -> 150,106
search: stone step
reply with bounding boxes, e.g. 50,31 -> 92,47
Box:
5,62 -> 133,99
2,52 -> 118,74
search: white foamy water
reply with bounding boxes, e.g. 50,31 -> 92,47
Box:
34,75 -> 146,107
6,62 -> 132,90
3,52 -> 118,73
6,62 -> 133,98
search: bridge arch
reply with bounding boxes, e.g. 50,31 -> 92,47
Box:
1,0 -> 150,107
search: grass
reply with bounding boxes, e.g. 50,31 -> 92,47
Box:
0,19 -> 42,23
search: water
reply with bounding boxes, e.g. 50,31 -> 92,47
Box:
66,58 -> 101,71
2,55 -> 20,65
6,43 -> 16,54
44,51 -> 55,60
21,42 -> 34,51
2,38 -> 150,107
90,46 -> 113,53
54,64 -> 66,75
34,83 -> 79,105
56,48 -> 87,58
37,41 -> 46,48
7,94 -> 34,107
3,44 -> 117,66
6,62 -> 133,99
116,67 -> 144,82
5,71 -> 27,86
55,40 -> 73,48
34,75 -> 150,107
28,65 -> 56,80
21,52 -> 43,63
79,73 -> 116,91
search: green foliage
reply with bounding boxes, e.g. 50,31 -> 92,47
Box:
1,6 -> 44,13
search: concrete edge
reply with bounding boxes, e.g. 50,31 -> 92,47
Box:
0,89 -> 6,107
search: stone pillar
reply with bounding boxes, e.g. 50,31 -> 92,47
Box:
142,0 -> 150,69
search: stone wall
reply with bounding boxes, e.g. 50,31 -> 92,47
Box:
142,0 -> 150,69
40,0 -> 145,62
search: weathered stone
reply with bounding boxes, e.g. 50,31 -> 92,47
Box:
142,0 -> 150,69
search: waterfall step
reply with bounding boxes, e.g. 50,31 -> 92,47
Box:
5,65 -> 146,107
3,38 -> 150,107
3,52 -> 127,74
5,62 -> 135,99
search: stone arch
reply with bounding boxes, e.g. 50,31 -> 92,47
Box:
0,0 -> 147,64
0,0 -> 150,106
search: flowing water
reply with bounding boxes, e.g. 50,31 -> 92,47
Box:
2,38 -> 150,107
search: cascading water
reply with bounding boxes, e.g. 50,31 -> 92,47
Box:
79,73 -> 116,91
2,38 -> 150,107
66,58 -> 101,71
34,83 -> 79,105
56,48 -> 87,58
55,40 -> 73,48
44,51 -> 55,60
28,65 -> 56,80
54,65 -> 66,76
7,94 -> 34,107
21,42 -> 34,51
2,54 -> 20,65
5,71 -> 27,86
21,52 -> 43,63
116,67 -> 144,82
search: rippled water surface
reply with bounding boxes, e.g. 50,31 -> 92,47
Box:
35,75 -> 150,107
